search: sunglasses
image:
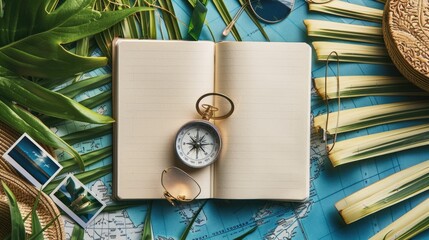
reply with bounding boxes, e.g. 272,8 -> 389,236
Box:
223,0 -> 295,36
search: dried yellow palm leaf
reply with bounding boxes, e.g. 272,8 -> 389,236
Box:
370,198 -> 429,240
328,124 -> 429,167
336,160 -> 429,224
312,42 -> 390,64
314,101 -> 429,134
314,75 -> 427,99
304,19 -> 383,44
308,1 -> 383,22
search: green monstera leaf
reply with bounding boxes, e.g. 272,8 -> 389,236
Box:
0,0 -> 152,79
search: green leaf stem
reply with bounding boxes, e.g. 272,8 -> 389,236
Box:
117,0 -> 141,39
180,201 -> 207,240
79,91 -> 111,109
30,194 -> 43,240
93,0 -> 147,62
188,0 -> 208,40
0,98 -> 84,170
0,69 -> 113,124
44,164 -> 112,194
237,0 -> 269,41
234,225 -> 258,240
59,146 -> 112,174
70,225 -> 84,240
1,181 -> 25,240
141,201 -> 153,240
0,0 -> 3,18
41,90 -> 111,126
58,74 -> 111,98
212,0 -> 242,41
61,124 -> 112,145
28,215 -> 60,240
158,0 -> 182,40
138,0 -> 157,39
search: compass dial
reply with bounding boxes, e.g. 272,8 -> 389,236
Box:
175,120 -> 221,168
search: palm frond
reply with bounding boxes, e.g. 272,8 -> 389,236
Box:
314,75 -> 428,99
314,101 -> 429,134
328,124 -> 429,166
336,160 -> 429,224
312,42 -> 390,65
308,1 -> 383,22
369,198 -> 429,240
304,19 -> 383,44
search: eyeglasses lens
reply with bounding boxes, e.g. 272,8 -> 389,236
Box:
162,167 -> 201,201
250,0 -> 294,23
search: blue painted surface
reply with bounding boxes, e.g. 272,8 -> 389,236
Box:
53,1 -> 429,239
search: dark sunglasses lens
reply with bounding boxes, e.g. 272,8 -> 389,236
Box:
250,0 -> 294,23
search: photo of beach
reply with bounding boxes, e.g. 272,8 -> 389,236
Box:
3,133 -> 62,188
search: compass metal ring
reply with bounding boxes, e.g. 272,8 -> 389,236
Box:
196,93 -> 235,120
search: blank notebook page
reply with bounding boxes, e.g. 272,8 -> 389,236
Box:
114,40 -> 214,199
214,42 -> 311,200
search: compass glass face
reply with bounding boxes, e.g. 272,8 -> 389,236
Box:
175,121 -> 221,168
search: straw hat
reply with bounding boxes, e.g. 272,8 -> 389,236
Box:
0,121 -> 65,239
383,0 -> 429,91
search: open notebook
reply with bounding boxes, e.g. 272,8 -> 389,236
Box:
113,39 -> 311,200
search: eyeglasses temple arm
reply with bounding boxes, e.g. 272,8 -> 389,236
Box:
222,2 -> 250,36
163,191 -> 176,206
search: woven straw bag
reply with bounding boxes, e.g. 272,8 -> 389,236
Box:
383,0 -> 429,91
0,122 -> 65,239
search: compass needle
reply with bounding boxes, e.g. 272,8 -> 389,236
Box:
200,147 -> 208,154
196,128 -> 200,141
187,147 -> 195,155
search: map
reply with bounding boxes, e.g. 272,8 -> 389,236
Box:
50,0 -> 429,239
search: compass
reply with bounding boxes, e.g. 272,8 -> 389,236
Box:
174,93 -> 234,168
175,120 -> 221,168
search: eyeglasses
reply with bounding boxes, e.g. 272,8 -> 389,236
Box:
223,0 -> 295,36
161,167 -> 201,206
323,51 -> 341,153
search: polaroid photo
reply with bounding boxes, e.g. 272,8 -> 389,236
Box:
2,133 -> 63,189
50,175 -> 106,228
